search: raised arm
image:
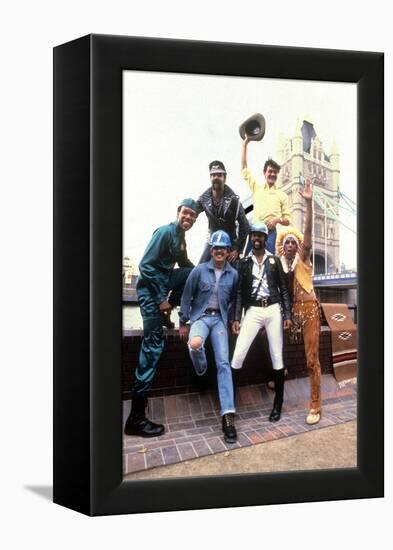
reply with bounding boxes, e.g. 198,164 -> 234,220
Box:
299,179 -> 313,261
241,136 -> 257,193
241,135 -> 250,170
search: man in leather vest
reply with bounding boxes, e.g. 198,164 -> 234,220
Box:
231,222 -> 292,422
196,160 -> 249,264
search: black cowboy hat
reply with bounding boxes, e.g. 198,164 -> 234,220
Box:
239,113 -> 266,141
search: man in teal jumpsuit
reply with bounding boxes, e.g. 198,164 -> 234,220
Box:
124,199 -> 198,437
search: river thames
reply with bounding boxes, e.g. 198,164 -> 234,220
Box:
123,304 -> 180,331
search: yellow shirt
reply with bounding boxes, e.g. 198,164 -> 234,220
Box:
242,168 -> 291,224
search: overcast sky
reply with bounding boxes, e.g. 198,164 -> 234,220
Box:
123,71 -> 357,271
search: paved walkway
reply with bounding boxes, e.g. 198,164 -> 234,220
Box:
123,374 -> 357,476
124,420 -> 357,480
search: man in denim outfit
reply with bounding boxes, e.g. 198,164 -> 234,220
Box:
179,230 -> 239,443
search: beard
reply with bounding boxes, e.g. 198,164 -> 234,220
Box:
212,180 -> 223,191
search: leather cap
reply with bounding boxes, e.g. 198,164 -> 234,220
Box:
239,113 -> 266,141
209,160 -> 226,175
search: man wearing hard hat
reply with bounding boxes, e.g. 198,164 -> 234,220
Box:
179,230 -> 239,444
231,221 -> 292,423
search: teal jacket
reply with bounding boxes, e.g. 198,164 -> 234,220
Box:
138,221 -> 194,304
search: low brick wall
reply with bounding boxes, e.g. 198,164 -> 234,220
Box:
122,326 -> 333,399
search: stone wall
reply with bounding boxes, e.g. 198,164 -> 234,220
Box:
122,326 -> 333,399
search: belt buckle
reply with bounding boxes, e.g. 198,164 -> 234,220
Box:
261,297 -> 268,307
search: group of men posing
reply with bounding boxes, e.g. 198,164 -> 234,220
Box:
125,136 -> 322,444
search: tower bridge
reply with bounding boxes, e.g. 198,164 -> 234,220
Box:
244,117 -> 356,276
242,117 -> 357,314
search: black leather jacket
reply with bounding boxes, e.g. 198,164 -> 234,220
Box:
234,253 -> 291,321
196,184 -> 249,252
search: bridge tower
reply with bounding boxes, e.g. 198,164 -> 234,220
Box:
276,117 -> 340,274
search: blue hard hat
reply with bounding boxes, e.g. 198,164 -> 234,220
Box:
250,221 -> 268,235
209,230 -> 232,248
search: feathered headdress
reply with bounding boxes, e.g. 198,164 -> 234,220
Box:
276,226 -> 304,256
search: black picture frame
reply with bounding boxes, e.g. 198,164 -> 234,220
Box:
53,34 -> 384,516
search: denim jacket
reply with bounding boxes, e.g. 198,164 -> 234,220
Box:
179,259 -> 238,326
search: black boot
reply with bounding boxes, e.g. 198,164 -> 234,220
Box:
222,413 -> 237,444
124,396 -> 165,437
232,368 -> 241,405
269,369 -> 285,422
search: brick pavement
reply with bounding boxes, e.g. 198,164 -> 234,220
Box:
123,374 -> 357,476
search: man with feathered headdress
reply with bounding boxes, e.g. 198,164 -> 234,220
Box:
276,179 -> 322,425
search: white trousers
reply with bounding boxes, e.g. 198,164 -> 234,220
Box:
231,303 -> 284,371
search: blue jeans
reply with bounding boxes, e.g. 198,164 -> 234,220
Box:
265,229 -> 277,254
188,314 -> 235,415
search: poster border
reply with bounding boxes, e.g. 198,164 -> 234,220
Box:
53,34 -> 384,516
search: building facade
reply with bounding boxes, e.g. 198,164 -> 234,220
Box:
276,118 -> 340,274
123,256 -> 135,286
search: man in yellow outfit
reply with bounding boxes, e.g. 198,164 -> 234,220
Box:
241,135 -> 291,254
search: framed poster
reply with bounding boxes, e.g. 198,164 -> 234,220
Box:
53,34 -> 383,515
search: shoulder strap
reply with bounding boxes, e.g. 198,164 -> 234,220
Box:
252,259 -> 267,298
